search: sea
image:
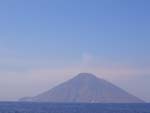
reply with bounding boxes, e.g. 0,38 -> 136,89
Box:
0,102 -> 150,113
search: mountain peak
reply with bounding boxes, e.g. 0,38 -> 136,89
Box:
71,73 -> 99,83
76,73 -> 97,79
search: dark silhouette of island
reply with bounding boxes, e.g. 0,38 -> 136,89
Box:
20,73 -> 144,103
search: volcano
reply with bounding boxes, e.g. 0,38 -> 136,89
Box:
20,73 -> 144,103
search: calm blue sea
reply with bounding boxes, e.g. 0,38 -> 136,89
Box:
0,102 -> 149,113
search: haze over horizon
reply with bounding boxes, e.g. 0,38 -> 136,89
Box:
0,0 -> 150,102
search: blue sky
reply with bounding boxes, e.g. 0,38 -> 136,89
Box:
0,0 -> 150,101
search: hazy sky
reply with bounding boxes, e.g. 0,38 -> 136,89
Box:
0,0 -> 150,102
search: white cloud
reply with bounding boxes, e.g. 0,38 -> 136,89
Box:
81,53 -> 94,66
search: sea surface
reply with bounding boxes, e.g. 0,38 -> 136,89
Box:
0,102 -> 149,113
